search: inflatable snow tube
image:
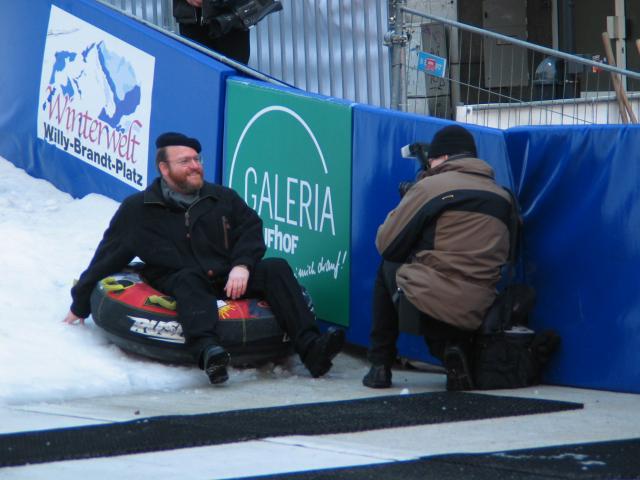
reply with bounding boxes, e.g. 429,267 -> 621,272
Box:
90,270 -> 294,367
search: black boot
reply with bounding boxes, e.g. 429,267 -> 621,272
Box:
362,364 -> 392,388
203,345 -> 230,385
303,327 -> 345,378
443,343 -> 474,391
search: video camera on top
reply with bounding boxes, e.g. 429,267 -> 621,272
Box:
398,142 -> 430,197
203,0 -> 283,39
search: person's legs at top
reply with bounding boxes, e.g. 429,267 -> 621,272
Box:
178,22 -> 250,63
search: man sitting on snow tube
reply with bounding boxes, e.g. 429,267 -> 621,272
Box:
63,131 -> 345,385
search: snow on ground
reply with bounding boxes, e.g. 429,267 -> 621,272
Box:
0,157 -> 357,407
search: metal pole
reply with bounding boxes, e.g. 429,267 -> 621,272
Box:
558,0 -> 575,53
613,0 -> 627,91
450,25 -> 461,118
385,0 -> 409,111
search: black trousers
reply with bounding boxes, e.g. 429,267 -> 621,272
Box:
178,22 -> 250,64
151,258 -> 319,363
368,261 -> 473,366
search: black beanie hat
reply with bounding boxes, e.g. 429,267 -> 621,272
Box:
427,125 -> 477,159
155,132 -> 201,153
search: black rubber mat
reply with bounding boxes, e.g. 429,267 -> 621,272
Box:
0,392 -> 581,467
245,437 -> 640,479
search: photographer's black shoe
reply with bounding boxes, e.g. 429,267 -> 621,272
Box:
203,345 -> 230,385
443,343 -> 474,391
303,327 -> 345,378
362,365 -> 392,388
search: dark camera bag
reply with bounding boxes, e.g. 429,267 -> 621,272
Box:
474,330 -> 538,389
473,285 -> 550,389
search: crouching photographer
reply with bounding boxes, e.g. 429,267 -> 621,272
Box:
173,0 -> 282,63
363,125 -> 516,391
364,124 -> 560,391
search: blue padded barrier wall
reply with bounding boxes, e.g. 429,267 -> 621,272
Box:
351,104 -> 514,364
505,125 -> 640,393
0,0 -> 234,201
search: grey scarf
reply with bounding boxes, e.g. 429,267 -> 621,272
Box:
160,178 -> 200,210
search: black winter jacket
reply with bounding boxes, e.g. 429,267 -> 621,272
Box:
173,0 -> 199,25
70,178 -> 265,317
173,0 -> 231,25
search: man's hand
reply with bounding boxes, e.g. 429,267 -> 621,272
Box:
63,310 -> 86,325
186,0 -> 203,7
225,265 -> 250,300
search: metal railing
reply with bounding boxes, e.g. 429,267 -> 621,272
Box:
95,0 -> 640,126
392,3 -> 640,127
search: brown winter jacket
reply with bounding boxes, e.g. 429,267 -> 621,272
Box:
376,156 -> 513,331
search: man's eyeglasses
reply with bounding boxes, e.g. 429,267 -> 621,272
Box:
166,155 -> 202,167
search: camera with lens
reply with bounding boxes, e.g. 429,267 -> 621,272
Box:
398,142 -> 430,197
203,0 -> 283,39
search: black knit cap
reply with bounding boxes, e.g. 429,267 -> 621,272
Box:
427,124 -> 477,159
155,132 -> 201,153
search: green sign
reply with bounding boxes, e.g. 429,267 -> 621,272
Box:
224,80 -> 352,327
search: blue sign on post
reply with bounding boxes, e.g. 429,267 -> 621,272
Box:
417,51 -> 447,78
